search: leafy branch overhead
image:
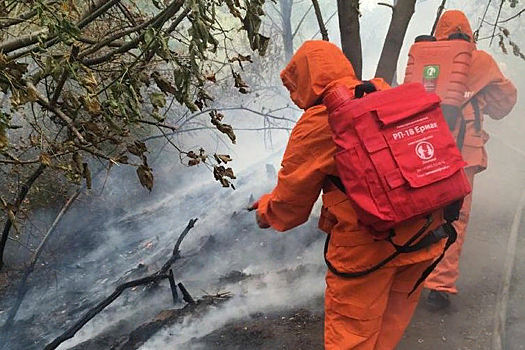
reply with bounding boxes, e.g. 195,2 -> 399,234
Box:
0,0 -> 270,191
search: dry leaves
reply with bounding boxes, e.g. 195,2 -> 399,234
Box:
210,110 -> 236,144
137,165 -> 154,191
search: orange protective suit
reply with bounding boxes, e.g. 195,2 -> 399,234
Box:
257,40 -> 447,349
424,10 -> 517,294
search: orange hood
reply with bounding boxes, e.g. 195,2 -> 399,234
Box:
435,10 -> 473,41
280,40 -> 359,110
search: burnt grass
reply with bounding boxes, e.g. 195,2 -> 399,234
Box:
184,296 -> 325,350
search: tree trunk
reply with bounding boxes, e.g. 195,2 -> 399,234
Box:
0,165 -> 45,271
375,0 -> 417,85
337,0 -> 362,80
280,0 -> 294,63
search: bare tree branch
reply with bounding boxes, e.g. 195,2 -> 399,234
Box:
498,8 -> 525,23
292,4 -> 313,39
6,0 -> 121,60
311,0 -> 329,41
83,0 -> 185,66
490,0 -> 506,46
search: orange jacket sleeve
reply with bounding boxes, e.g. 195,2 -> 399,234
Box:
257,106 -> 336,232
470,51 -> 517,120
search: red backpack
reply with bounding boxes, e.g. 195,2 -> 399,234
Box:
322,82 -> 471,290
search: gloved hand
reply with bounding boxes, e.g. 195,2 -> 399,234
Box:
249,201 -> 270,229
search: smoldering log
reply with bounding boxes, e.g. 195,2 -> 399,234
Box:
168,269 -> 178,304
43,218 -> 198,350
178,282 -> 195,304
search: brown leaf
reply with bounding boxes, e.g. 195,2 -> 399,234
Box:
205,73 -> 217,83
39,153 -> 52,166
83,162 -> 92,189
25,84 -> 39,102
224,167 -> 236,179
83,95 -> 102,115
0,130 -> 7,150
214,154 -> 232,164
210,111 -> 236,144
127,140 -> 147,156
232,71 -> 249,88
72,152 -> 83,173
116,154 -> 129,164
82,71 -> 98,90
188,159 -> 200,166
137,165 -> 154,191
151,71 -> 178,95
6,208 -> 20,235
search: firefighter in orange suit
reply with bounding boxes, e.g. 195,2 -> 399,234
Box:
424,10 -> 517,310
253,40 -> 447,349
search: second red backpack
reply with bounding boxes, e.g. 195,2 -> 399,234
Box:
323,82 -> 471,233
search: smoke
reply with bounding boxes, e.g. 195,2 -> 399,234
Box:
139,262 -> 326,350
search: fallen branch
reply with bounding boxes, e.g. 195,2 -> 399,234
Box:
43,218 -> 198,350
1,190 -> 82,333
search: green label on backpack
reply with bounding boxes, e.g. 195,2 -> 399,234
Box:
423,65 -> 440,79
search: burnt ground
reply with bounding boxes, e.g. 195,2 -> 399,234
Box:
179,137 -> 525,349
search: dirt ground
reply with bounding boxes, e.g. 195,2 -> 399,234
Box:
185,137 -> 525,350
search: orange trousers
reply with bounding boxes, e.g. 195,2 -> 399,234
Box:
424,167 -> 476,294
325,261 -> 431,350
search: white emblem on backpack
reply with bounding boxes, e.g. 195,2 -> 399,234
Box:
416,141 -> 435,160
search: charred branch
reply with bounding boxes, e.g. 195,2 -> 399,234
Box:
0,165 -> 46,271
178,282 -> 195,304
168,269 -> 178,304
43,218 -> 198,350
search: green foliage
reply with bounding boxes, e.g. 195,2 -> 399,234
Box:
0,0 -> 271,192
